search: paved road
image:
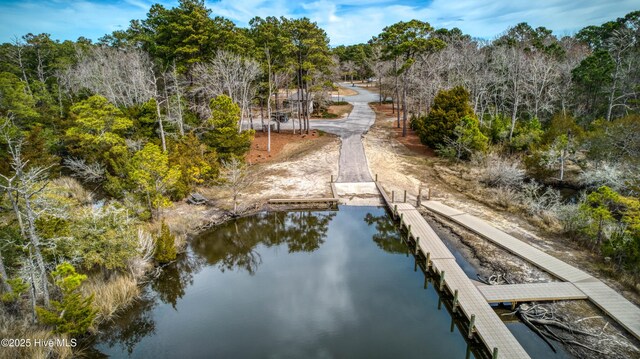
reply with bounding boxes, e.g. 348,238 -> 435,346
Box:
311,84 -> 378,183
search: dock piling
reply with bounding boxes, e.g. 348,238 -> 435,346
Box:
453,289 -> 459,313
468,314 -> 476,339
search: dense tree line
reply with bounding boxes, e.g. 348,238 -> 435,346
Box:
0,0 -> 333,347
0,0 -> 639,351
334,12 -> 639,282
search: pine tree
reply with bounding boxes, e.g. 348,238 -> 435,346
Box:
154,221 -> 177,263
36,263 -> 96,336
202,95 -> 253,161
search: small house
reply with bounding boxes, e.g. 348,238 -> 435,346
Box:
284,91 -> 314,114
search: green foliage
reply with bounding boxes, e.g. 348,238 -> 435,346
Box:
494,22 -> 564,57
36,263 -> 96,336
572,50 -> 615,119
66,95 -> 132,177
286,17 -> 333,81
154,221 -> 177,264
482,114 -> 511,144
135,0 -> 245,72
126,100 -> 160,141
510,118 -> 543,152
577,187 -> 640,270
64,205 -> 139,271
35,215 -> 70,240
585,115 -> 640,165
21,124 -> 60,170
0,72 -> 38,121
249,16 -> 297,73
1,278 -> 29,303
168,134 -> 219,197
542,114 -> 584,144
202,95 -> 254,161
129,143 -> 181,215
376,19 -> 446,66
414,86 -> 475,148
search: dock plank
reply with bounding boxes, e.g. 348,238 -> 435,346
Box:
423,200 -> 640,341
478,282 -> 587,303
433,259 -> 531,358
381,193 -> 530,358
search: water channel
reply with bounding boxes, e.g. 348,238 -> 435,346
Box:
91,206 -> 571,358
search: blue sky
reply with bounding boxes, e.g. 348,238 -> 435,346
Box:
0,0 -> 637,45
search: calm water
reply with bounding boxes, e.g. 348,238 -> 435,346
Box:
92,206 -> 475,358
92,206 -> 571,359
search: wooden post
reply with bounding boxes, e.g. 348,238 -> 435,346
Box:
407,224 -> 412,237
391,191 -> 395,202
403,190 -> 407,203
394,204 -> 398,219
414,257 -> 417,272
330,175 -> 333,183
453,289 -> 459,313
428,188 -> 431,200
450,316 -> 455,333
415,237 -> 420,255
375,173 -> 378,182
437,297 -> 442,310
426,252 -> 431,268
439,270 -> 445,291
400,213 -> 403,225
417,188 -> 422,207
492,347 -> 499,359
468,314 -> 476,339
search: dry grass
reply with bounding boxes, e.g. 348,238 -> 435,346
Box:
329,85 -> 358,97
0,315 -> 73,359
82,275 -> 140,325
49,176 -> 93,205
327,103 -> 353,117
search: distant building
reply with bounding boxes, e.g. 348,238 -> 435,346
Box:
284,91 -> 314,114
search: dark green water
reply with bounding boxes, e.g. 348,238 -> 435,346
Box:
91,206 -> 570,358
92,206 -> 476,358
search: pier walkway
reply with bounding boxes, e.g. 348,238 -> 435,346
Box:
389,201 -> 531,358
423,200 -> 640,342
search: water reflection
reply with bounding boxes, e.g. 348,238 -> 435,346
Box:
364,212 -> 406,254
95,291 -> 157,355
151,252 -> 204,309
94,207 -> 473,358
191,211 -> 335,274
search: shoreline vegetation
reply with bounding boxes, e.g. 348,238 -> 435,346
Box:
1,1 -> 639,358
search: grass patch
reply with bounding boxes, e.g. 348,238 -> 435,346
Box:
82,274 -> 140,325
0,315 -> 73,359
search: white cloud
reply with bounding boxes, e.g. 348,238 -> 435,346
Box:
1,0 -> 637,45
0,0 -> 153,42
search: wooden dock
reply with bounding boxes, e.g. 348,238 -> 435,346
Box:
477,282 -> 587,304
385,202 -> 531,358
423,200 -> 640,342
267,197 -> 339,204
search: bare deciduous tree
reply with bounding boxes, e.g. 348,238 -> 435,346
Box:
221,158 -> 254,215
191,51 -> 261,130
68,46 -> 170,151
0,119 -> 51,312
